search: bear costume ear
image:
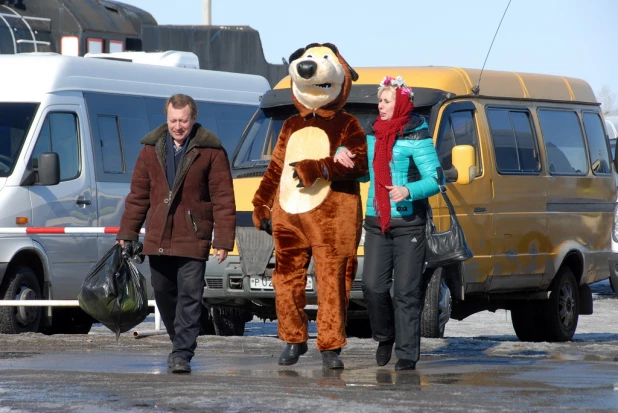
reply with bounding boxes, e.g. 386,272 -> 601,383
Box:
288,47 -> 306,64
347,64 -> 359,82
290,42 -> 323,63
321,42 -> 339,55
322,42 -> 359,82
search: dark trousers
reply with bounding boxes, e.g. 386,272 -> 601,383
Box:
149,255 -> 206,362
362,218 -> 426,361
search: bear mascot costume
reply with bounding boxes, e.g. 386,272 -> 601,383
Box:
252,43 -> 369,369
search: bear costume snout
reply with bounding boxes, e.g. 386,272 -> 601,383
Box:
297,60 -> 317,80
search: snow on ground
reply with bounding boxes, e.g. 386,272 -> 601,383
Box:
420,279 -> 618,360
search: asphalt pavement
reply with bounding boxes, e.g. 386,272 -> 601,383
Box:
0,281 -> 617,412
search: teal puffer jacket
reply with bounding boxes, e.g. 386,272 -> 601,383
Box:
360,117 -> 441,219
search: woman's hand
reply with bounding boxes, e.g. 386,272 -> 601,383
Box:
385,185 -> 410,203
333,148 -> 356,168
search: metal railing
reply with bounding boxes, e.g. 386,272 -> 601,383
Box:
0,226 -> 162,337
0,6 -> 51,53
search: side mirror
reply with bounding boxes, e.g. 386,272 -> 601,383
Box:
451,145 -> 476,185
36,152 -> 60,186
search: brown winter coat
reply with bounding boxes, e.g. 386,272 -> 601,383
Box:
117,123 -> 236,260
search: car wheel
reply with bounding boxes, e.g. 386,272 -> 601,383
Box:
421,267 -> 451,339
610,272 -> 618,295
42,308 -> 94,335
511,301 -> 546,342
345,318 -> 372,338
542,266 -> 579,342
198,304 -> 216,336
0,266 -> 42,334
210,305 -> 246,336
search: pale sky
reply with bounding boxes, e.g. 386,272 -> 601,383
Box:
118,0 -> 617,110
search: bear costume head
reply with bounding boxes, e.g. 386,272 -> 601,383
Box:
288,43 -> 359,118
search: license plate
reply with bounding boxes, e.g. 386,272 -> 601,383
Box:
250,275 -> 313,291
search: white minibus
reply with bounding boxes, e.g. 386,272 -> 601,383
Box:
0,51 -> 269,334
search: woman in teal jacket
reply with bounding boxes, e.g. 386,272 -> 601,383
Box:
335,76 -> 440,371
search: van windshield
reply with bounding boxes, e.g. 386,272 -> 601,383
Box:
232,104 -> 431,170
233,109 -> 290,169
0,103 -> 38,177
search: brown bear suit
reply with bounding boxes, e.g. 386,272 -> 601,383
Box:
252,43 -> 368,354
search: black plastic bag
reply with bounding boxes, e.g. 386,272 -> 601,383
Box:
78,242 -> 149,338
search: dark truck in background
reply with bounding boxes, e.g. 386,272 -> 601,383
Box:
0,0 -> 287,87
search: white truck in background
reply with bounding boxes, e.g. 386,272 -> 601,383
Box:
0,51 -> 269,334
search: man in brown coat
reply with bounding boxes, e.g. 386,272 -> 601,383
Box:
117,94 -> 235,374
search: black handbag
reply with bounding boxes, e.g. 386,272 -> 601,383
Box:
425,167 -> 473,268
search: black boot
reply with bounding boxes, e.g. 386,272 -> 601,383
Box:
395,359 -> 416,371
278,342 -> 308,366
376,339 -> 394,366
321,348 -> 344,369
170,357 -> 191,374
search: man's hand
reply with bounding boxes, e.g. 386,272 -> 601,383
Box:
213,248 -> 228,264
116,240 -> 144,263
290,160 -> 325,188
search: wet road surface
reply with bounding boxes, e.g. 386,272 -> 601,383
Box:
0,282 -> 617,412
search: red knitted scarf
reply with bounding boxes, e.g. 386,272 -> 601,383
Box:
372,88 -> 414,233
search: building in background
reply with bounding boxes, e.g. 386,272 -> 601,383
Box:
0,0 -> 287,86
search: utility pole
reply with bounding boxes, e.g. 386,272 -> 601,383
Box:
203,0 -> 211,25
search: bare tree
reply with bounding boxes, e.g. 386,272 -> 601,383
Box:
597,85 -> 617,116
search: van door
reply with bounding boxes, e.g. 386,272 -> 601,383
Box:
28,106 -> 98,299
485,106 -> 548,290
540,109 -> 614,284
434,101 -> 492,295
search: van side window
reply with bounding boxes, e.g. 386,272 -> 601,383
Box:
32,112 -> 80,181
85,92 -> 151,183
144,97 -> 168,130
538,109 -> 588,175
146,99 -> 255,157
146,98 -> 220,134
213,103 -> 257,156
97,116 -> 125,173
436,109 -> 481,175
582,112 -> 611,175
487,108 -> 540,174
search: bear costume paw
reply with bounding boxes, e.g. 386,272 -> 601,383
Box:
290,160 -> 328,188
252,205 -> 272,235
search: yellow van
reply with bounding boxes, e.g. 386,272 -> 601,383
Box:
203,66 -> 617,342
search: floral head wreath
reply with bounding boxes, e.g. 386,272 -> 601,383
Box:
379,76 -> 414,102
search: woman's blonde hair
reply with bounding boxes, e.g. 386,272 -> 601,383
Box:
377,85 -> 396,99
